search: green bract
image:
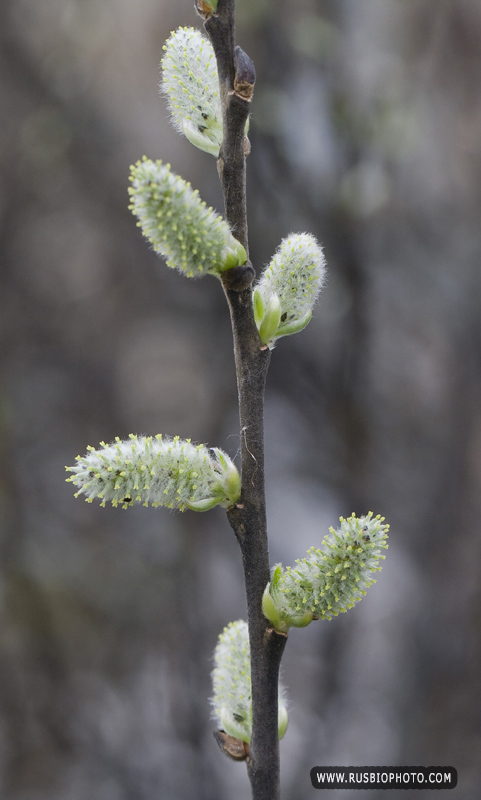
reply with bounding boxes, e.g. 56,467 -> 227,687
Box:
66,434 -> 241,511
128,158 -> 247,277
211,620 -> 288,743
254,233 -> 327,347
262,513 -> 389,632
160,27 -> 223,157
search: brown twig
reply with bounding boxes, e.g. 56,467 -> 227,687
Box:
204,2 -> 287,798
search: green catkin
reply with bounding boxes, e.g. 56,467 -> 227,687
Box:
211,620 -> 288,743
66,435 -> 241,511
128,158 -> 246,278
262,513 -> 389,632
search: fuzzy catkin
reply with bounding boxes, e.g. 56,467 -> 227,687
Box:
211,620 -> 288,743
254,233 -> 327,346
212,621 -> 252,743
66,435 -> 240,511
263,513 -> 389,631
160,27 -> 222,157
128,158 -> 246,278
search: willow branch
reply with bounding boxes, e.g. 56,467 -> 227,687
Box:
204,2 -> 287,798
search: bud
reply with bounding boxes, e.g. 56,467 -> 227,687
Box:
66,434 -> 241,511
263,513 -> 389,632
211,620 -> 288,743
195,0 -> 218,19
233,46 -> 256,101
160,27 -> 222,156
128,158 -> 247,277
253,233 -> 327,348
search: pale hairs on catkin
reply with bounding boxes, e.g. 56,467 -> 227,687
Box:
211,620 -> 288,743
262,512 -> 389,632
253,233 -> 327,348
128,158 -> 247,278
66,434 -> 241,512
160,26 -> 223,157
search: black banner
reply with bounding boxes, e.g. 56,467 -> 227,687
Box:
310,766 -> 457,790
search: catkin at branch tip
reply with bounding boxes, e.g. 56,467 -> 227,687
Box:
66,434 -> 241,512
160,27 -> 223,157
263,512 -> 389,631
128,158 -> 246,278
211,620 -> 288,743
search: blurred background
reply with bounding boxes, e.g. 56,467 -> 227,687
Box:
1,0 -> 480,797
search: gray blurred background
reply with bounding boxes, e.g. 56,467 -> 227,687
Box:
1,0 -> 480,798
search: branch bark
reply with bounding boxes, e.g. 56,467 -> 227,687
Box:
204,3 -> 288,798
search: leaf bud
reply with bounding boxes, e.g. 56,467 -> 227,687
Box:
233,46 -> 256,101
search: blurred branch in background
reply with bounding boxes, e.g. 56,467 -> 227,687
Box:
0,0 -> 480,798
